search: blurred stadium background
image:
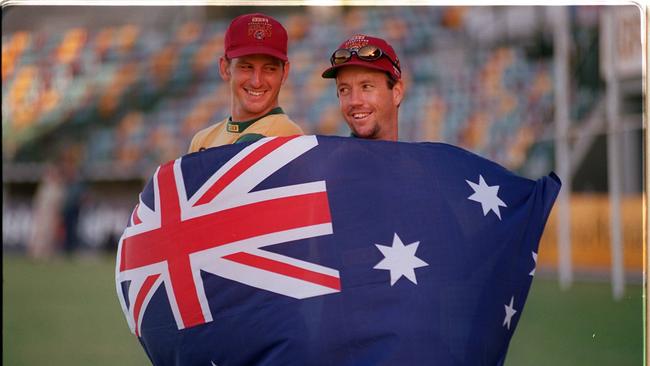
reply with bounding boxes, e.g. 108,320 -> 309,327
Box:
2,4 -> 644,365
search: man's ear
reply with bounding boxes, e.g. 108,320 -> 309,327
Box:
219,56 -> 231,81
392,79 -> 404,107
281,61 -> 291,85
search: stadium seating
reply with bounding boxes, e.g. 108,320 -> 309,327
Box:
2,7 -> 560,175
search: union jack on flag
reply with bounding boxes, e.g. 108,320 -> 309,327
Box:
116,135 -> 560,366
116,136 -> 340,335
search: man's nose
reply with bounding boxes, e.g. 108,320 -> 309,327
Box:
348,88 -> 363,106
249,68 -> 263,88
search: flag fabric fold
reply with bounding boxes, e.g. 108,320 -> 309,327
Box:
115,135 -> 560,366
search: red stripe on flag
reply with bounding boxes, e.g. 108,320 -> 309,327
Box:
120,192 -> 331,271
132,203 -> 142,225
133,273 -> 160,337
223,252 -> 341,291
158,161 -> 182,225
194,135 -> 300,206
183,192 -> 332,254
167,255 -> 206,328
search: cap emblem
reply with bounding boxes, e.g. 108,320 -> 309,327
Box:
343,35 -> 369,50
248,18 -> 272,40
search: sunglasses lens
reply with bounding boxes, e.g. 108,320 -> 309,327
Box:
357,45 -> 381,60
332,49 -> 352,65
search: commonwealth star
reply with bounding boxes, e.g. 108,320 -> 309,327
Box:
374,233 -> 429,286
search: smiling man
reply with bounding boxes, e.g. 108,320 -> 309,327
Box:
188,13 -> 303,152
322,34 -> 404,141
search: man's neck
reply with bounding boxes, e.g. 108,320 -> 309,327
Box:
378,122 -> 398,141
230,106 -> 283,123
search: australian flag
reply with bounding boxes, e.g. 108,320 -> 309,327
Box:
115,135 -> 560,366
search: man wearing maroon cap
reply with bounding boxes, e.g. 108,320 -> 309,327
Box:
322,34 -> 404,141
188,13 -> 303,152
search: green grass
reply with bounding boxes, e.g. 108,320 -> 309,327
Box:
3,255 -> 643,365
506,277 -> 643,366
3,255 -> 150,366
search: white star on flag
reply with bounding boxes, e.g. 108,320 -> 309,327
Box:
466,175 -> 507,220
503,296 -> 517,330
374,233 -> 429,286
529,251 -> 537,276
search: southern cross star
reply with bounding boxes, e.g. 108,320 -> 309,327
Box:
466,174 -> 507,220
529,251 -> 538,276
503,296 -> 517,330
374,233 -> 429,286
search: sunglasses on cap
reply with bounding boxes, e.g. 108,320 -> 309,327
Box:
330,45 -> 401,71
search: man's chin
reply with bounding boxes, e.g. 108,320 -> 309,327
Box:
243,101 -> 267,110
240,103 -> 272,118
350,124 -> 378,139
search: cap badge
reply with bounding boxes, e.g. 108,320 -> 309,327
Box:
248,18 -> 272,40
344,35 -> 369,50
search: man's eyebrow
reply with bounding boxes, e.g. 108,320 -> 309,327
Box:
337,78 -> 375,86
351,79 -> 376,86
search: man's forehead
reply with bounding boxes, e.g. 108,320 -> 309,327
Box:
231,54 -> 284,64
335,66 -> 388,83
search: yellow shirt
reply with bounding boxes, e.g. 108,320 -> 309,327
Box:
188,111 -> 303,153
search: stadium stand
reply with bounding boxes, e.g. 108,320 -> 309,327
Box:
2,7 -> 556,176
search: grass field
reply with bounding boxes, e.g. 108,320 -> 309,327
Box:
3,255 -> 643,365
506,276 -> 643,366
3,255 -> 149,366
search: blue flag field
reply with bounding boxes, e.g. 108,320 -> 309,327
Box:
115,135 -> 560,366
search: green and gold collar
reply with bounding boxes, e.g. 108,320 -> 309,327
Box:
226,107 -> 284,133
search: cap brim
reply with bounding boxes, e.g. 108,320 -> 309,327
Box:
227,46 -> 288,62
321,58 -> 396,79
